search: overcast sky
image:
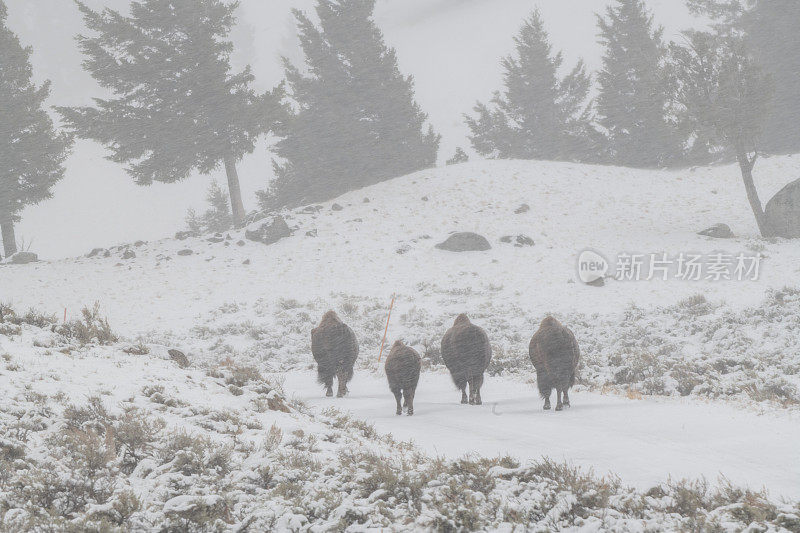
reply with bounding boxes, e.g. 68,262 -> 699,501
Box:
6,0 -> 694,259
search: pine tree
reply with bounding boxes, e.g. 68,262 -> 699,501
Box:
263,0 -> 439,209
58,0 -> 284,227
672,26 -> 773,236
465,10 -> 598,162
596,0 -> 680,167
0,1 -> 71,258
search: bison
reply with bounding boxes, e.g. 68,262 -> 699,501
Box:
528,316 -> 580,411
384,340 -> 421,416
311,310 -> 359,397
441,314 -> 492,404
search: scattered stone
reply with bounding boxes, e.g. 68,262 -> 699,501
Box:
245,216 -> 292,245
207,236 -> 224,243
167,349 -> 190,368
764,178 -> 800,238
698,223 -> 734,239
122,249 -> 136,260
396,244 -> 411,255
175,230 -> 199,241
103,250 -> 111,258
331,203 -> 344,211
86,247 -> 105,258
306,229 -> 318,237
500,236 -> 512,243
8,251 -> 38,265
421,196 -> 429,202
177,249 -> 193,256
363,198 -> 370,203
514,203 -> 530,214
242,259 -> 251,265
134,240 -> 146,247
236,240 -> 245,247
435,232 -> 491,252
299,205 -> 322,214
514,235 -> 535,247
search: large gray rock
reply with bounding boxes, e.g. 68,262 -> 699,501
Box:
245,216 -> 292,245
765,178 -> 800,238
435,232 -> 491,252
8,251 -> 38,264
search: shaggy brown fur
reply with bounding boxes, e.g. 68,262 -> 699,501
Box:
311,310 -> 359,397
384,341 -> 421,416
529,316 -> 580,411
441,314 -> 492,404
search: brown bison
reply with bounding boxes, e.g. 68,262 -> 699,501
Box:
529,316 -> 580,411
441,314 -> 492,404
311,310 -> 359,397
384,341 -> 421,416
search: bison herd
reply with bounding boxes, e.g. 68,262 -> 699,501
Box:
311,311 -> 581,416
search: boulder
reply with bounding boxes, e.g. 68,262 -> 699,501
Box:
245,216 -> 292,245
175,230 -> 199,241
86,247 -> 105,258
168,349 -> 190,368
514,203 -> 530,214
177,249 -> 193,256
514,235 -> 535,247
122,249 -> 136,260
331,203 -> 344,211
8,251 -> 37,264
697,223 -> 734,239
435,232 -> 491,252
765,178 -> 800,238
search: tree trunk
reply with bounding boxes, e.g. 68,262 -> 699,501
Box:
223,155 -> 246,228
736,152 -> 771,238
1,219 -> 17,258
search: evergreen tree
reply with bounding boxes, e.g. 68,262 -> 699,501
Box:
465,11 -> 598,162
263,0 -> 439,209
672,27 -> 773,236
446,147 -> 469,166
0,1 -> 71,258
58,0 -> 284,227
185,180 -> 232,233
596,0 -> 680,167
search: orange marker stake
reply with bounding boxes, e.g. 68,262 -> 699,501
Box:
377,294 -> 396,362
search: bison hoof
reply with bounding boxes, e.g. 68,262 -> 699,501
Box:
461,398 -> 468,404
555,404 -> 563,411
326,389 -> 333,397
543,404 -> 551,410
396,410 -> 402,416
407,410 -> 414,416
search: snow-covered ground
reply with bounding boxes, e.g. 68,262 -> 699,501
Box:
3,158 -> 800,529
284,371 -> 800,500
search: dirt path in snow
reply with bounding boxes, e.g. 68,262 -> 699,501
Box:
282,370 -> 800,500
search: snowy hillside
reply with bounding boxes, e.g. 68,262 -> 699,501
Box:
3,158 -> 800,520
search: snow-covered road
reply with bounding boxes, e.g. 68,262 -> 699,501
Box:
282,370 -> 800,500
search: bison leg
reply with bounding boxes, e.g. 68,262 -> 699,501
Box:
460,387 -> 468,404
392,389 -> 403,415
323,374 -> 334,397
336,371 -> 349,398
542,387 -> 552,410
555,388 -> 564,411
468,379 -> 476,405
473,375 -> 484,405
562,388 -> 571,408
405,388 -> 415,416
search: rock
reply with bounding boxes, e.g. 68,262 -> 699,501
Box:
305,229 -> 318,237
168,349 -> 190,368
86,247 -> 105,258
765,178 -> 800,238
207,236 -> 224,243
242,259 -> 251,265
177,249 -> 193,256
122,249 -> 136,260
514,235 -> 535,247
245,216 -> 291,245
8,251 -> 37,264
363,198 -> 370,203
103,250 -> 111,258
331,203 -> 343,211
698,223 -> 734,239
500,236 -> 512,243
175,230 -> 199,241
514,203 -> 530,214
396,244 -> 411,255
236,240 -> 245,247
435,232 -> 491,252
134,240 -> 146,247
299,205 -> 322,214
421,196 -> 429,202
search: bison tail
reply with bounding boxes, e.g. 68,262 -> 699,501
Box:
536,374 -> 552,399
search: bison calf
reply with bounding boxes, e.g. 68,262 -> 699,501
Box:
311,310 -> 359,397
384,341 -> 421,416
441,314 -> 492,405
529,316 -> 580,411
